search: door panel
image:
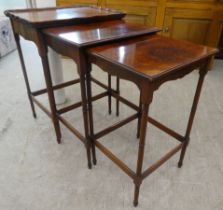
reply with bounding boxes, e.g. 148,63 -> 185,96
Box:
171,18 -> 210,44
56,0 -> 98,6
163,8 -> 212,45
104,0 -> 157,26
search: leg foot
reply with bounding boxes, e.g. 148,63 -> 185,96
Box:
92,145 -> 97,165
33,112 -> 37,119
133,201 -> 138,207
178,161 -> 183,168
88,162 -> 92,169
86,146 -> 92,170
57,137 -> 61,144
93,158 -> 97,165
133,185 -> 140,207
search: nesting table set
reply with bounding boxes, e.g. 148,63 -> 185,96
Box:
5,5 -> 218,207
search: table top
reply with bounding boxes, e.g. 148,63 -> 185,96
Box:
88,34 -> 217,80
4,5 -> 125,28
43,20 -> 160,47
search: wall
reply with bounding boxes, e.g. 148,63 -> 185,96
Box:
0,0 -> 56,16
36,0 -> 56,8
56,0 -> 223,50
0,0 -> 26,16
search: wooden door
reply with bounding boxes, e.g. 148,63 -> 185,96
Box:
216,27 -> 223,58
103,0 -> 157,26
163,8 -> 213,45
57,0 -> 99,6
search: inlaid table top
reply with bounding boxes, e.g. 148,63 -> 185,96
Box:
88,34 -> 217,80
43,20 -> 160,48
4,5 -> 125,28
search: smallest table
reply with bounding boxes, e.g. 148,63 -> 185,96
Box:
88,34 -> 218,206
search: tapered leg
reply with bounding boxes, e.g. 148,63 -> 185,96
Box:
137,95 -> 142,139
178,68 -> 208,168
108,74 -> 112,115
40,54 -> 61,144
14,34 -> 37,118
116,77 -> 120,116
79,74 -> 92,169
86,70 -> 97,165
134,102 -> 150,206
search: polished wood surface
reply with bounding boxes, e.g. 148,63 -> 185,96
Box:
87,34 -> 218,206
57,0 -> 223,50
6,4 -> 219,207
5,5 -> 126,169
43,20 -> 160,47
88,34 -> 217,79
5,5 -> 125,28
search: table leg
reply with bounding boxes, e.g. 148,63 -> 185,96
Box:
133,97 -> 152,206
14,33 -> 37,119
137,95 -> 142,139
178,67 -> 208,168
79,72 -> 92,169
86,70 -> 97,165
108,74 -> 112,115
40,53 -> 62,144
116,77 -> 120,116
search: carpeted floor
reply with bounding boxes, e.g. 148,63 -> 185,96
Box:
0,39 -> 223,210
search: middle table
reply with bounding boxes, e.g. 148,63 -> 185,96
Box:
43,19 -> 160,166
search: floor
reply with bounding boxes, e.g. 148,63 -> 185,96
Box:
0,39 -> 223,210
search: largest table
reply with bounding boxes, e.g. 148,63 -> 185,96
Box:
5,6 -> 159,168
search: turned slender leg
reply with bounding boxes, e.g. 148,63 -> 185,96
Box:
78,73 -> 92,169
77,52 -> 93,169
14,34 -> 37,118
108,74 -> 112,115
40,53 -> 61,144
137,94 -> 142,139
116,77 -> 120,116
134,99 -> 152,206
86,70 -> 97,165
178,67 -> 208,168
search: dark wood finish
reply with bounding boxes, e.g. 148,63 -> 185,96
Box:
43,20 -> 160,48
5,6 -> 128,168
148,116 -> 184,142
94,113 -> 138,140
5,5 -> 125,28
42,20 -> 160,170
40,52 -> 62,144
141,143 -> 183,179
57,91 -> 108,114
7,5 -> 216,207
178,66 -> 208,168
14,33 -> 37,119
116,77 -> 120,116
88,34 -> 218,206
32,79 -> 80,96
216,28 -> 223,58
94,140 -> 136,179
88,35 -> 216,82
108,74 -> 112,114
86,69 -> 97,165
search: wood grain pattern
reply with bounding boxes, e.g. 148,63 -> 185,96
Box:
56,0 -> 223,50
88,32 -> 218,206
88,34 -> 217,79
5,5 -> 125,28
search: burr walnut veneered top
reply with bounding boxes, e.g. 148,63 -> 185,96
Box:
43,20 -> 160,47
4,6 -> 125,28
88,34 -> 218,79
